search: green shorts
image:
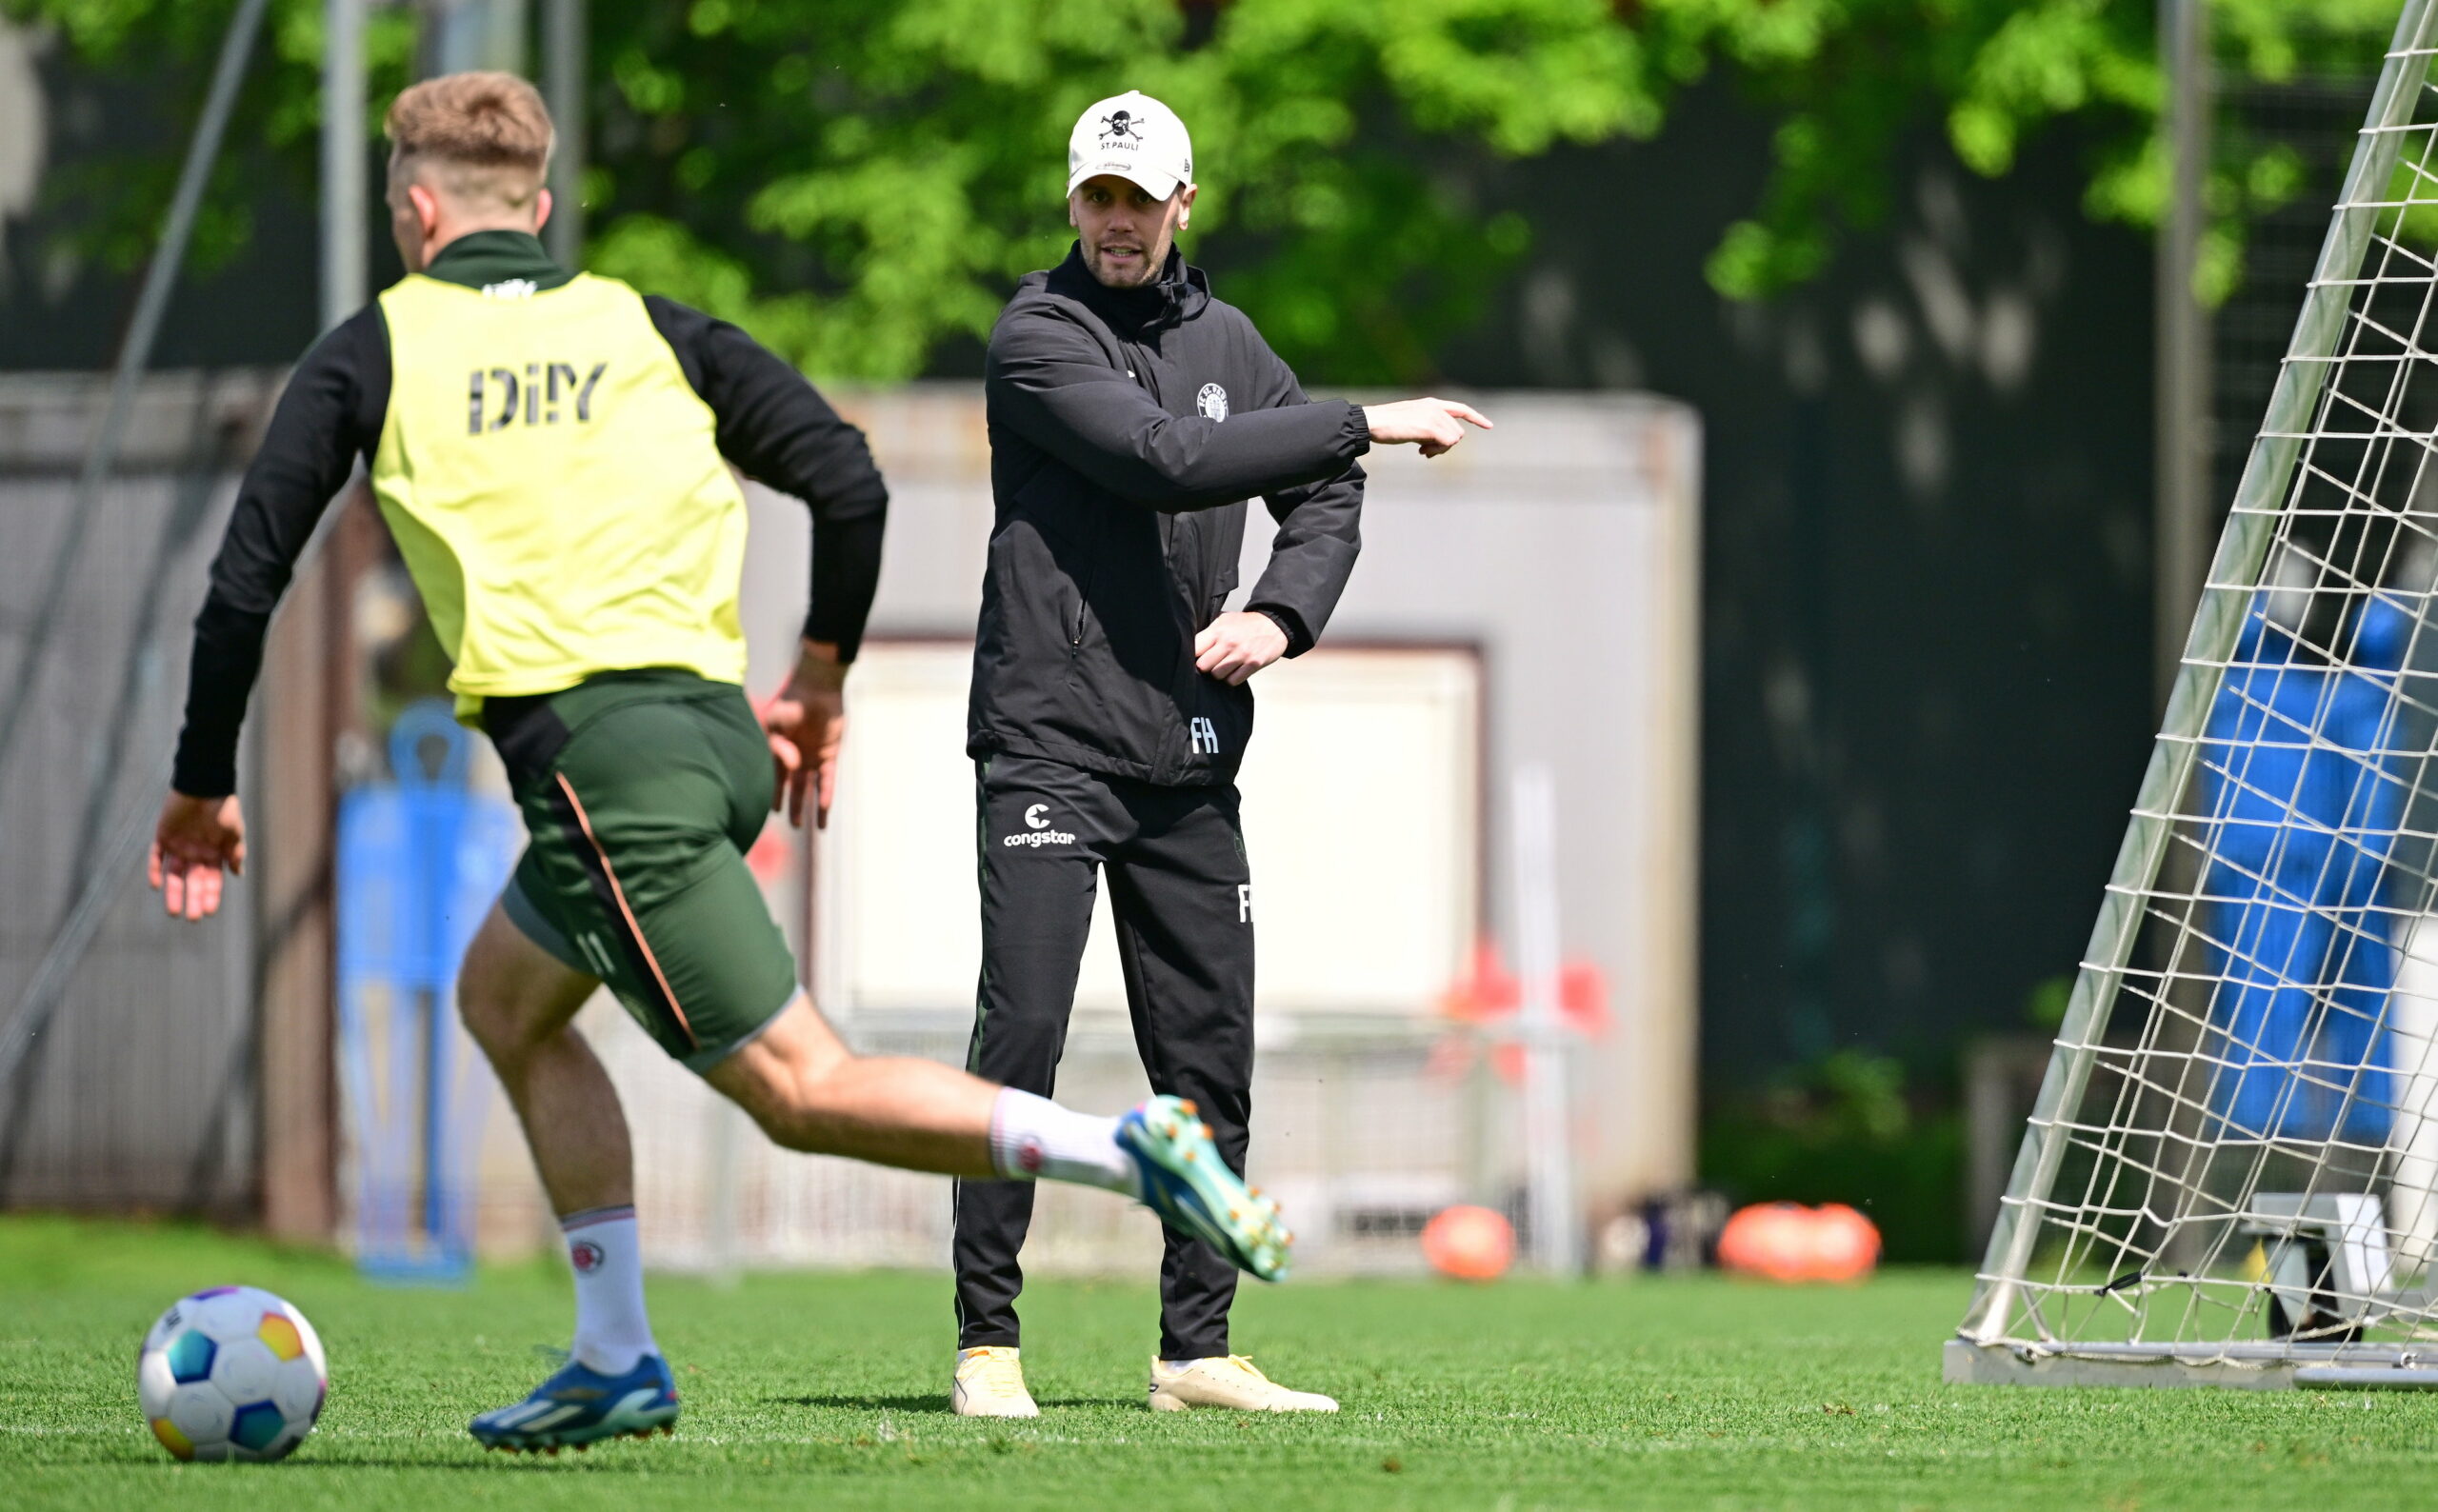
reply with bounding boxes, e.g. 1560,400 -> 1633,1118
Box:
485,668 -> 798,1073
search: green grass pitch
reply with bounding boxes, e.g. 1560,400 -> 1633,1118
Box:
9,1217 -> 2438,1509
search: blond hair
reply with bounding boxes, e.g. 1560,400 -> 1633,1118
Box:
385,71 -> 554,210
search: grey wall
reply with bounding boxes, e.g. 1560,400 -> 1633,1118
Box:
0,373 -> 270,1214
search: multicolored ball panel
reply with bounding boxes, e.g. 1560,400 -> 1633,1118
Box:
257,1311 -> 304,1362
150,1417 -> 195,1462
162,1329 -> 215,1383
228,1402 -> 287,1454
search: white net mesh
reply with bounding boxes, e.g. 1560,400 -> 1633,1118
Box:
1962,0 -> 2438,1370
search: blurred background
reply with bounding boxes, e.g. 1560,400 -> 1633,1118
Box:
0,0 -> 2411,1277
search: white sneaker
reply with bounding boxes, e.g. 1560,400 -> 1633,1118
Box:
951,1346 -> 1040,1418
1146,1355 -> 1338,1413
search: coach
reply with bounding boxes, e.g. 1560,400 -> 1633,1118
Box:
949,90 -> 1488,1417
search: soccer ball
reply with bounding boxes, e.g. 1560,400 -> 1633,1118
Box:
135,1286 -> 327,1462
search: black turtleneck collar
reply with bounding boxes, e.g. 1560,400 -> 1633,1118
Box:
422,229 -> 573,293
1049,242 -> 1210,334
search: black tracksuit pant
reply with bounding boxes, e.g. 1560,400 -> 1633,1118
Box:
954,751 -> 1253,1361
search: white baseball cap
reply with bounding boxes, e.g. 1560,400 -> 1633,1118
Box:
1067,90 -> 1193,200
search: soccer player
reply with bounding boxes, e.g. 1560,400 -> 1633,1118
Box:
148,71 -> 1286,1453
949,90 -> 1489,1417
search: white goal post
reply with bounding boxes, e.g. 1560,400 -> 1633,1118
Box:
1954,0 -> 2438,1389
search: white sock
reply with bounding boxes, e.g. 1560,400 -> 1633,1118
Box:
989,1089 -> 1141,1198
562,1204 -> 657,1376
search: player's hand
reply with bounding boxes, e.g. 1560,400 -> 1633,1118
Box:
1194,610 -> 1289,686
763,639 -> 849,829
150,791 -> 245,922
1362,397 -> 1492,458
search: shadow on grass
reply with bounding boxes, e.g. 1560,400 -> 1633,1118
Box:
1031,1398 -> 1144,1411
8,1453 -> 634,1477
306,1457 -> 627,1474
761,1393 -> 1140,1414
765,1393 -> 954,1414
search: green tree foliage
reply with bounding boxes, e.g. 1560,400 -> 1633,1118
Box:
1652,0 -> 2397,304
570,0 -> 1651,382
7,0 -> 1649,382
8,0 -> 419,280
1,0 -> 2416,381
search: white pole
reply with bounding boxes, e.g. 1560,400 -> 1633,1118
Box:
488,0 -> 530,72
427,0 -> 527,75
320,0 -> 366,331
2389,914 -> 2438,1277
2153,0 -> 2212,706
543,0 -> 586,267
1513,763 -> 1580,1276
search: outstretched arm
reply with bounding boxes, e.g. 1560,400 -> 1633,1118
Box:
1192,392 -> 1487,685
158,308 -> 388,920
987,308 -> 1372,511
1361,396 -> 1491,457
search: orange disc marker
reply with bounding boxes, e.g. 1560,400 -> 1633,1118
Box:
1804,1203 -> 1882,1283
1718,1202 -> 1813,1283
1421,1204 -> 1515,1282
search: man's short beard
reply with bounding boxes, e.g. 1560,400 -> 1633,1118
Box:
1089,234 -> 1169,288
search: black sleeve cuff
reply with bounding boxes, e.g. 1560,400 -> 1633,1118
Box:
804,511 -> 886,664
1249,605 -> 1313,658
1338,400 -> 1373,459
172,601 -> 273,799
170,761 -> 239,802
171,744 -> 240,799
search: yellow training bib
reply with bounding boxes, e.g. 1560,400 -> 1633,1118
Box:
372,271 -> 749,717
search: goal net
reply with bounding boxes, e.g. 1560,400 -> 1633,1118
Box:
1954,0 -> 2438,1388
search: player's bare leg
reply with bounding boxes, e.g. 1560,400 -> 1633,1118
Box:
704,994 -> 998,1175
708,994 -> 1284,1280
453,903 -> 676,1452
459,906 -> 1093,1194
456,904 -> 630,1215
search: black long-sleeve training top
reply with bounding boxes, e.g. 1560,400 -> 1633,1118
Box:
971,244 -> 1368,786
172,230 -> 888,798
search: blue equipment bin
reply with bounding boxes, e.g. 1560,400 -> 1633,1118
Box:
336,701 -> 519,1282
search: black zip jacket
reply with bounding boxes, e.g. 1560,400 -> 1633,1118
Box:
972,245 -> 1369,786
170,230 -> 888,798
